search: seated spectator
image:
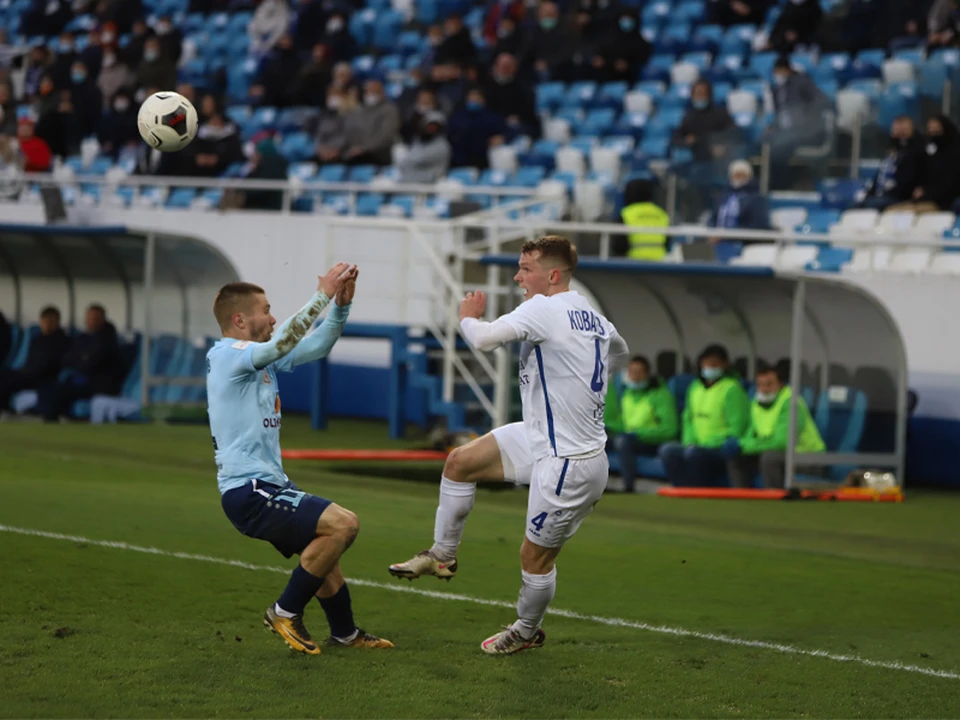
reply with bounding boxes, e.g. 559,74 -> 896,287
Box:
189,104 -> 245,177
176,83 -> 197,107
249,33 -> 301,107
0,306 -> 70,417
97,43 -> 135,107
51,31 -> 78,89
96,0 -> 143,34
928,0 -> 960,48
67,61 -> 103,149
587,7 -> 651,84
433,13 -> 477,76
447,86 -> 506,169
136,36 -> 176,91
575,0 -> 619,50
21,0 -> 72,39
329,62 -> 354,93
314,85 -> 356,163
724,364 -> 824,488
659,345 -> 750,487
767,57 -> 829,190
605,355 -> 678,493
17,118 -> 52,172
80,27 -> 104,79
293,0 -> 328,53
45,304 -> 124,422
484,53 -> 539,140
491,15 -> 525,59
123,19 -> 150,67
23,45 -> 51,100
674,80 -> 737,163
617,177 -> 669,260
767,0 -> 823,53
898,115 -> 960,212
521,1 -> 578,83
249,0 -> 292,57
154,15 -> 183,66
0,128 -> 23,200
320,10 -> 359,63
34,76 -> 69,158
340,78 -> 399,166
707,0 -> 771,27
238,135 -> 290,211
296,43 -> 332,107
398,112 -> 450,184
708,160 -> 771,240
860,116 -> 925,211
400,86 -> 443,144
484,0 -> 525,45
98,89 -> 140,158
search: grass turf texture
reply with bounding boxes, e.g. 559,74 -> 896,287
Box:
1,417 -> 960,718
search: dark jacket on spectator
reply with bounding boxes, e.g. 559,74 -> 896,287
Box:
674,94 -> 738,162
293,0 -> 328,52
62,321 -> 123,395
918,116 -> 960,210
51,48 -> 78,89
21,328 -> 71,384
484,0 -> 525,44
491,24 -> 526,59
773,71 -> 829,133
320,24 -> 359,63
710,180 -> 771,231
483,75 -> 539,138
592,9 -> 651,83
435,26 -> 477,68
136,55 -> 177,92
864,134 -> 925,203
189,121 -> 245,177
68,78 -> 103,142
770,0 -> 823,53
521,20 -> 578,82
707,0 -> 771,27
254,44 -> 302,107
98,101 -> 140,158
447,103 -> 506,169
244,139 -> 289,211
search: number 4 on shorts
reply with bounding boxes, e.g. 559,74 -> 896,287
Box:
530,511 -> 548,532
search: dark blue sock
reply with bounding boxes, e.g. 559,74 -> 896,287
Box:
276,565 -> 325,616
317,581 -> 356,639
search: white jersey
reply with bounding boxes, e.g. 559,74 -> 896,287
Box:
500,291 -> 624,461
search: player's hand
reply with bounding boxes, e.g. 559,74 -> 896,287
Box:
335,267 -> 358,306
460,290 -> 486,320
318,262 -> 356,298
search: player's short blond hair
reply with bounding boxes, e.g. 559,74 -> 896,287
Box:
213,282 -> 265,331
520,235 -> 578,276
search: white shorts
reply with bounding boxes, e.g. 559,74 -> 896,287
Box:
492,423 -> 609,548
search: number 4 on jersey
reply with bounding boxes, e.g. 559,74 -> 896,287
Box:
530,511 -> 548,532
590,338 -> 605,392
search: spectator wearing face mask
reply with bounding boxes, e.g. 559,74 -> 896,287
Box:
188,103 -> 245,178
249,33 -> 301,107
898,115 -> 960,212
98,89 -> 139,158
296,43 -> 332,107
483,53 -> 539,140
34,75 -> 69,158
447,86 -> 506,169
604,355 -> 678,493
97,42 -> 135,107
136,36 -> 176,91
659,344 -> 750,487
483,0 -> 525,45
587,7 -> 651,84
521,1 -> 578,83
249,0 -> 292,57
674,80 -> 737,163
67,60 -> 103,148
860,116 -> 925,211
767,57 -> 829,190
768,0 -> 823,53
340,78 -> 399,166
398,112 -> 451,183
434,14 -> 477,72
314,85 -> 355,163
154,15 -> 183,66
400,86 -> 442,144
79,28 -> 105,79
723,364 -> 824,489
491,15 -> 525,59
17,117 -> 52,172
708,160 -> 771,242
51,32 -> 78,89
239,134 -> 289,211
320,11 -> 359,63
23,45 -> 51,100
124,19 -> 151,67
575,0 -> 620,49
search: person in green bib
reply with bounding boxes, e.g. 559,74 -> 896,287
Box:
658,344 -> 750,486
722,364 -> 825,488
604,355 -> 678,493
616,177 -> 670,260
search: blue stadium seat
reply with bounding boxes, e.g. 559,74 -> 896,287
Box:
893,47 -> 924,66
846,78 -> 883,101
477,169 -> 510,187
818,179 -> 861,210
660,84 -> 693,110
667,373 -> 696,414
719,25 -> 751,56
681,51 -> 712,72
569,136 -> 599,154
2,324 -> 20,370
550,170 -> 578,191
690,24 -> 724,53
749,51 -> 778,79
349,12 -> 373,47
855,49 -> 887,68
554,107 -> 584,126
790,51 -> 818,74
815,386 -> 867,480
638,135 -> 670,159
921,49 -> 960,98
535,82 -> 565,112
806,247 -> 853,272
596,81 -> 629,108
582,108 -> 617,135
519,139 -> 560,171
377,54 -> 403,74
356,192 -> 385,216
279,132 -> 314,162
510,166 -> 546,187
641,1 -> 671,28
387,195 -> 416,217
317,164 -> 346,182
796,208 -> 841,234
348,165 -> 377,183
447,167 -> 478,185
564,81 -> 598,108
879,83 -> 921,127
397,30 -> 425,56
10,325 -> 38,370
656,24 -> 692,54
166,188 -> 196,209
372,11 -> 404,50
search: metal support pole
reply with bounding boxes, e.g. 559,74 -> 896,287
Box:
140,233 -> 156,410
785,278 -> 806,489
759,143 -> 771,195
943,79 -> 952,116
666,172 -> 678,221
599,231 -> 611,260
894,331 -> 909,488
850,120 -> 862,180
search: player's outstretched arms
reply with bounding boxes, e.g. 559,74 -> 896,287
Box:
251,263 -> 357,369
459,291 -> 522,352
288,269 -> 359,367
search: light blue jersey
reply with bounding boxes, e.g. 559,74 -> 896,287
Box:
206,300 -> 350,494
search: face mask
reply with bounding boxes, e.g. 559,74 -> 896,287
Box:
364,93 -> 381,106
103,53 -> 116,67
415,103 -> 432,114
61,42 -> 74,52
101,31 -> 115,43
157,23 -> 172,35
466,99 -> 482,111
756,390 -> 778,404
618,17 -> 635,32
327,96 -> 341,109
730,175 -> 749,189
114,98 -> 130,112
144,48 -> 159,62
623,378 -> 648,391
540,17 -> 558,30
497,26 -> 513,38
692,98 -> 708,110
701,366 -> 723,381
71,70 -> 86,84
773,73 -> 787,87
928,138 -> 941,154
326,18 -> 343,33
493,72 -> 512,85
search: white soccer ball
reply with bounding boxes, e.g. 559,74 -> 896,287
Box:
137,91 -> 198,152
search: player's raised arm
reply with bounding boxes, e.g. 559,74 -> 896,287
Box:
608,325 -> 630,380
250,263 -> 357,369
286,268 -> 359,367
458,291 -> 527,352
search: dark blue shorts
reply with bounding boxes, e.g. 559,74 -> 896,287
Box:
221,480 -> 332,558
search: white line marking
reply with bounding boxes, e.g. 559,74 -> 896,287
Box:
2,523 -> 957,681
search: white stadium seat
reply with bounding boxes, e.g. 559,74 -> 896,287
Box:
489,145 -> 518,173
884,248 -> 933,273
835,90 -> 871,133
590,147 -> 623,178
731,243 -> 778,266
670,62 -> 700,86
882,59 -> 916,84
771,207 -> 808,231
846,245 -> 892,272
837,208 -> 880,233
624,91 -> 655,115
726,89 -> 759,116
876,210 -> 916,235
914,212 -> 956,239
555,147 -> 586,178
777,245 -> 818,269
929,252 -> 960,274
574,181 -> 605,221
544,117 -> 571,143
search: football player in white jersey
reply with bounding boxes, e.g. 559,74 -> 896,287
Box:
389,235 -> 629,654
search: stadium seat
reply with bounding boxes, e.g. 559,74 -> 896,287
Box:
535,82 -> 565,112
544,117 -> 572,143
876,210 -> 916,235
317,164 -> 346,182
511,166 -> 546,187
749,51 -> 778,78
624,90 -> 655,115
847,246 -> 893,272
582,108 -> 616,135
726,89 -> 758,115
777,245 -> 818,269
771,207 -> 808,231
835,208 -> 879,233
447,167 -> 479,185
806,247 -> 854,272
731,244 -> 778,266
555,147 -> 586,178
835,90 -> 871,133
929,251 -> 960,274
879,83 -> 921,127
670,61 -> 700,86
489,145 -> 518,173
348,165 -> 377,183
590,147 -> 623,178
814,386 -> 867,479
667,373 -> 696,414
356,193 -> 385,216
885,248 -> 932,273
818,179 -> 862,210
914,212 -> 956,239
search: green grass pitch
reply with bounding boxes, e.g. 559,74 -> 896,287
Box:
2,417 -> 960,718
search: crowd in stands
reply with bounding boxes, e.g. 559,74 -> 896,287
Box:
0,305 -> 126,422
604,344 -> 825,490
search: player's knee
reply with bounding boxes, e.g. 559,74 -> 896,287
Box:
443,445 -> 474,483
336,510 -> 359,548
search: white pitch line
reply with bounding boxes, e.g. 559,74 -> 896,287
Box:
3,523 -> 958,681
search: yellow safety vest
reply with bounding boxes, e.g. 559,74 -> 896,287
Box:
687,376 -> 742,447
752,387 -> 825,453
621,202 -> 669,261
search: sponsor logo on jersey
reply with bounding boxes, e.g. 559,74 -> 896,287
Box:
262,370 -> 272,384
263,417 -> 282,428
567,309 -> 606,336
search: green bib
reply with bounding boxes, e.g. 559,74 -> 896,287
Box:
752,388 -> 825,453
621,203 -> 669,260
621,389 -> 655,433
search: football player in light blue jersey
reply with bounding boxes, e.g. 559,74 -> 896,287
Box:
208,263 -> 393,655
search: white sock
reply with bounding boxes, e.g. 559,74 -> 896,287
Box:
512,567 -> 557,639
274,602 -> 297,619
333,628 -> 359,644
430,476 -> 476,561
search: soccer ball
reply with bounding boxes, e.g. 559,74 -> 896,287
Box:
137,91 -> 198,152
